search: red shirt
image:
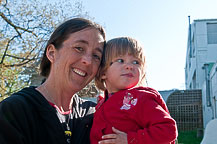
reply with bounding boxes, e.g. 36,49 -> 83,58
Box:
90,87 -> 178,144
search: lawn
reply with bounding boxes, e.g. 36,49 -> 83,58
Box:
177,130 -> 203,144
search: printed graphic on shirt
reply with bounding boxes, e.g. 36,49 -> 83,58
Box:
120,92 -> 137,110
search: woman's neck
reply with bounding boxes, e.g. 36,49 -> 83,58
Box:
37,81 -> 75,112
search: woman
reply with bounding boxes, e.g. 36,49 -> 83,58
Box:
0,18 -> 106,144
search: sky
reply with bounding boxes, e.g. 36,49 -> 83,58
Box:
81,0 -> 217,91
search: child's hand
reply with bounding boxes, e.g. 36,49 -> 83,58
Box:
98,127 -> 128,144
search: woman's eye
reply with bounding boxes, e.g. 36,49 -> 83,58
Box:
74,47 -> 83,52
93,54 -> 101,61
132,60 -> 140,65
116,59 -> 124,63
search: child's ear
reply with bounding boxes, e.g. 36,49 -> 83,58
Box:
46,44 -> 56,63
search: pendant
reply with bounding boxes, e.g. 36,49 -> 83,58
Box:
65,130 -> 72,136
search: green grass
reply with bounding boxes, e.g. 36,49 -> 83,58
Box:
177,130 -> 203,144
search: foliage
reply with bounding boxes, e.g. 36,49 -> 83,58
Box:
0,0 -> 91,99
77,80 -> 99,98
177,130 -> 202,144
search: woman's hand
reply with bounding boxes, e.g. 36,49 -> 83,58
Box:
98,127 -> 128,144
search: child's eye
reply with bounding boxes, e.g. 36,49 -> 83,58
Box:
110,59 -> 124,65
74,47 -> 84,52
116,59 -> 124,63
132,60 -> 140,65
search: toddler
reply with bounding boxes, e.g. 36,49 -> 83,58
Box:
90,37 -> 178,144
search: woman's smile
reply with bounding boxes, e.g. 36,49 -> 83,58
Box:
72,68 -> 86,77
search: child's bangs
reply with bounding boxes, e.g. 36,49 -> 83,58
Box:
105,37 -> 145,67
110,40 -> 141,58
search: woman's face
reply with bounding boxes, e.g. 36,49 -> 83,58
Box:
48,28 -> 104,92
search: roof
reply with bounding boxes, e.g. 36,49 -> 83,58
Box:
194,19 -> 217,22
158,89 -> 177,102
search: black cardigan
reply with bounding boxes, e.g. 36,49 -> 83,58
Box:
0,86 -> 96,144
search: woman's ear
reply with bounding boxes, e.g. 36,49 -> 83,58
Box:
101,73 -> 107,80
46,44 -> 56,63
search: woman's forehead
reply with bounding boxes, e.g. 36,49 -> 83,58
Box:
63,28 -> 105,46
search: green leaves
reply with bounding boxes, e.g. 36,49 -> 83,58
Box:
0,0 -> 90,99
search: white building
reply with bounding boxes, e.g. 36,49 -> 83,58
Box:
185,18 -> 217,128
202,62 -> 217,127
210,63 -> 217,119
185,18 -> 217,89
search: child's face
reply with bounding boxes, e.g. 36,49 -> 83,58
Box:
102,54 -> 143,93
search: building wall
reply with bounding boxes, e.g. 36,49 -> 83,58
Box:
202,82 -> 213,128
202,62 -> 217,128
209,62 -> 217,118
185,19 -> 217,129
185,19 -> 217,90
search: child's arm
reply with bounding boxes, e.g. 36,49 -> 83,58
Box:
127,93 -> 178,144
98,93 -> 177,144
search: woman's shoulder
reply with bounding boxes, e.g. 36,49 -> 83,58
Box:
0,86 -> 46,110
1,86 -> 33,101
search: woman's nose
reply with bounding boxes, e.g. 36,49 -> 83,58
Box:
81,55 -> 92,65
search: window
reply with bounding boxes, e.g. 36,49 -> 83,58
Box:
207,23 -> 217,44
192,71 -> 196,89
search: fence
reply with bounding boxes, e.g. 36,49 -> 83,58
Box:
166,90 -> 203,131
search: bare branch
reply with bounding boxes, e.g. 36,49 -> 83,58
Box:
24,45 -> 38,61
0,85 -> 7,95
5,54 -> 35,61
0,12 -> 37,37
1,0 -> 8,7
3,58 -> 36,67
0,0 -> 90,98
0,35 -> 18,64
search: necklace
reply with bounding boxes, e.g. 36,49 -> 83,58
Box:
42,84 -> 73,112
42,85 -> 72,141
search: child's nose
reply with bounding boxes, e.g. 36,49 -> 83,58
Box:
125,63 -> 133,70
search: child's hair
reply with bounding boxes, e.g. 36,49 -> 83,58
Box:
95,37 -> 146,91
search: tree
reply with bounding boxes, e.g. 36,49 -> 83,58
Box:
0,0 -> 95,100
